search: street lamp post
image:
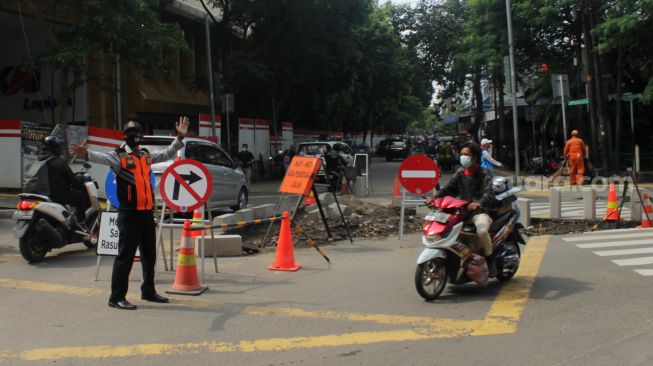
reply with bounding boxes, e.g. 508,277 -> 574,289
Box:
505,0 -> 521,178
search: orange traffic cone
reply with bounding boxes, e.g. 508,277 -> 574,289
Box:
391,176 -> 401,206
305,191 -> 316,205
603,183 -> 622,221
640,193 -> 653,228
191,208 -> 203,238
166,220 -> 208,295
268,211 -> 301,272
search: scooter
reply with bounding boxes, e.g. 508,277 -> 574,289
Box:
414,177 -> 527,301
13,163 -> 102,263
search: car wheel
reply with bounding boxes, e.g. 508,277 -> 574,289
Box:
231,187 -> 248,211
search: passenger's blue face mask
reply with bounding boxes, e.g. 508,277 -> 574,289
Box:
460,155 -> 473,168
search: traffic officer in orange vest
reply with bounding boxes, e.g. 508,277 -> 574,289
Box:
70,116 -> 189,310
564,129 -> 587,185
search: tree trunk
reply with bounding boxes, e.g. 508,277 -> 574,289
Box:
581,0 -> 600,168
498,74 -> 506,162
472,70 -> 484,141
588,1 -> 610,173
615,43 -> 623,172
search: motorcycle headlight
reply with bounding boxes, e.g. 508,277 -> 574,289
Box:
421,234 -> 441,246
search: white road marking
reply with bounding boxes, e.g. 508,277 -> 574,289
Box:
564,233 -> 653,243
634,269 -> 653,276
594,247 -> 653,256
577,239 -> 653,249
612,257 -> 653,266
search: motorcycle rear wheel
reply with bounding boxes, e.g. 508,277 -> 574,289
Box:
415,258 -> 447,301
19,231 -> 48,263
497,242 -> 521,281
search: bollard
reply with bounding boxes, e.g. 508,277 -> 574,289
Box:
582,188 -> 596,220
517,198 -> 531,227
630,189 -> 642,222
549,188 -> 562,219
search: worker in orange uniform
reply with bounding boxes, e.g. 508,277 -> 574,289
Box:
564,130 -> 587,185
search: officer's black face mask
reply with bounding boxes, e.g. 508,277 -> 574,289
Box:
125,135 -> 142,148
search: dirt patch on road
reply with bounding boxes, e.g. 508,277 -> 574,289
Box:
524,218 -> 639,236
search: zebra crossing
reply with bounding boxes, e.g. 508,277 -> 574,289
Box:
530,200 -> 631,219
562,228 -> 653,277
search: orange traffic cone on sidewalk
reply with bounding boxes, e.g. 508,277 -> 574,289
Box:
603,183 -> 622,221
640,193 -> 653,228
166,220 -> 208,295
391,176 -> 401,206
268,211 -> 301,272
340,175 -> 349,194
305,191 -> 316,205
191,208 -> 203,238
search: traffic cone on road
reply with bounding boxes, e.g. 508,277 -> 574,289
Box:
268,211 -> 301,272
340,175 -> 349,195
166,220 -> 208,295
191,208 -> 203,238
391,176 -> 401,206
603,183 -> 622,221
305,191 -> 316,206
640,193 -> 653,228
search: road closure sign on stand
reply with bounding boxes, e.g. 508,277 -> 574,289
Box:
279,157 -> 322,195
160,159 -> 212,212
398,155 -> 441,195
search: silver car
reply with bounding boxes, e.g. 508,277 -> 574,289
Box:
142,136 -> 248,211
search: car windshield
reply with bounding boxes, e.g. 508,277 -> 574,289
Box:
141,138 -> 173,154
299,143 -> 328,156
391,141 -> 406,148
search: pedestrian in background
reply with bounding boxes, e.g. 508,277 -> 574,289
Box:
480,138 -> 503,173
564,130 -> 586,185
237,143 -> 255,184
70,116 -> 190,310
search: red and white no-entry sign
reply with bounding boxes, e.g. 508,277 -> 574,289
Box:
398,155 -> 440,195
160,159 -> 212,213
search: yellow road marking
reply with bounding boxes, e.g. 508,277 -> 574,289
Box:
475,235 -> 550,335
0,236 -> 551,361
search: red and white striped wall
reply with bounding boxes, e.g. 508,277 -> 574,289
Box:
0,120 -> 23,188
238,118 -> 270,159
86,126 -> 124,197
198,113 -> 221,143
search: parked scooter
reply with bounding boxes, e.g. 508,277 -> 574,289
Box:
13,163 -> 101,263
415,177 -> 526,300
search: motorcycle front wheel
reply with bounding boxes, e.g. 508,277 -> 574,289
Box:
415,258 -> 447,301
19,229 -> 48,263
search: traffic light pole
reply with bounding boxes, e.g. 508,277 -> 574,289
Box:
505,0 -> 521,178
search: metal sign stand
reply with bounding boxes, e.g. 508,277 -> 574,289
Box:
398,187 -> 429,247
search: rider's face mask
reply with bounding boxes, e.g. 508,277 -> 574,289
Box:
125,134 -> 142,148
460,155 -> 473,168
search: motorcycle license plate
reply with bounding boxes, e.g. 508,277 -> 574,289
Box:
425,212 -> 450,223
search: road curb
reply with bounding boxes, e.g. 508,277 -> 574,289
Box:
0,210 -> 14,219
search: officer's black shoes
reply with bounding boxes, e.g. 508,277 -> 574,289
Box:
141,293 -> 169,303
108,299 -> 137,310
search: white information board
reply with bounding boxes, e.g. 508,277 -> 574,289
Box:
96,212 -> 139,257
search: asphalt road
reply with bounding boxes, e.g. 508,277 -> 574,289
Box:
2,159 -> 652,365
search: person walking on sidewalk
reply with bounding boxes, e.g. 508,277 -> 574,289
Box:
564,130 -> 586,185
70,117 -> 189,310
237,144 -> 255,184
480,138 -> 503,173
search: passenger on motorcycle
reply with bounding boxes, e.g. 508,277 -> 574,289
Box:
41,135 -> 90,226
425,142 -> 495,257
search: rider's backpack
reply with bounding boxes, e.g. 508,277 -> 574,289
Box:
22,157 -> 55,195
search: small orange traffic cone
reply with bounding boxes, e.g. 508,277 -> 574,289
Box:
305,191 -> 316,205
268,211 -> 301,272
603,183 -> 622,221
640,193 -> 653,228
166,220 -> 208,295
191,208 -> 203,238
391,176 -> 401,206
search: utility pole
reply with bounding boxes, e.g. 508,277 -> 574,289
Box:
505,0 -> 521,177
205,14 -> 217,139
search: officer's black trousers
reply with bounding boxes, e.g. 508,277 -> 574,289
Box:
109,210 -> 157,302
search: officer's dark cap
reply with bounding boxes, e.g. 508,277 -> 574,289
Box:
123,121 -> 143,134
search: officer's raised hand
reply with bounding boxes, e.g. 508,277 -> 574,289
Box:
176,116 -> 189,137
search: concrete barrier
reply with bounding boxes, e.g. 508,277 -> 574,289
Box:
214,213 -> 237,226
253,204 -> 275,219
583,188 -> 596,220
630,189 -> 642,222
516,198 -> 531,227
196,235 -> 242,257
549,188 -> 561,219
234,208 -> 254,222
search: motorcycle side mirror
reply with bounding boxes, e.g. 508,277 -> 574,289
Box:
83,163 -> 92,169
